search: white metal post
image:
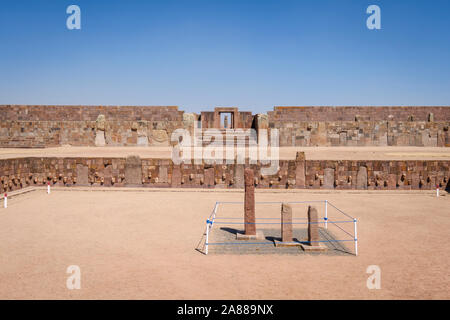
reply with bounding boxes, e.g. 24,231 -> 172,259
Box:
436,186 -> 439,197
3,193 -> 7,209
354,218 -> 358,256
324,200 -> 328,229
205,220 -> 209,255
47,182 -> 50,194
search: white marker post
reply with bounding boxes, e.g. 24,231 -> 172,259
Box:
3,193 -> 7,209
205,220 -> 210,255
324,200 -> 328,229
47,182 -> 51,194
354,218 -> 358,256
436,185 -> 439,197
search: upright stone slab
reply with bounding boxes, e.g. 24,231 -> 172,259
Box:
95,114 -> 106,147
76,164 -> 89,185
281,203 -> 293,242
356,166 -> 368,190
301,205 -> 327,251
388,174 -> 397,189
274,203 -> 300,247
244,168 -> 256,236
171,165 -> 181,187
323,168 -> 335,189
307,206 -> 320,246
237,168 -> 264,240
125,155 -> 142,185
204,167 -> 215,187
234,164 -> 244,188
103,165 -> 112,186
295,152 -> 306,188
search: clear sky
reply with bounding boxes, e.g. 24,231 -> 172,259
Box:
0,0 -> 449,113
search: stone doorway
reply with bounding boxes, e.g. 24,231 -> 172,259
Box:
220,112 -> 233,129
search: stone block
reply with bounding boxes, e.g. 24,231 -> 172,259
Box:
125,155 -> 142,185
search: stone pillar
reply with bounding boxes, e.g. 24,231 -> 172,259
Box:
281,203 -> 293,242
295,152 -> 306,188
323,168 -> 335,189
125,155 -> 142,186
95,114 -> 106,146
171,165 -> 181,187
204,167 -> 215,187
223,116 -> 228,129
244,168 -> 256,236
76,164 -> 89,185
307,206 -> 320,246
234,163 -> 244,188
356,166 -> 368,190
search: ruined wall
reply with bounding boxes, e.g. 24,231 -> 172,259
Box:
268,106 -> 450,121
1,156 -> 448,193
0,105 -> 185,147
1,105 -> 449,148
268,107 -> 450,147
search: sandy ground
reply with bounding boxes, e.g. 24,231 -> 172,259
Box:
0,187 -> 448,300
0,146 -> 449,160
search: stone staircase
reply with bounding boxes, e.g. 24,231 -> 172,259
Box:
194,129 -> 256,147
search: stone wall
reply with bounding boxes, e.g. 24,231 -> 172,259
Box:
1,105 -> 449,148
0,105 -> 182,121
0,105 -> 185,147
268,106 -> 450,121
1,156 -> 448,193
274,120 -> 449,147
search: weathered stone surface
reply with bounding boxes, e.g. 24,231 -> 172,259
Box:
171,166 -> 181,186
150,130 -> 169,146
234,164 -> 244,188
307,206 -> 320,246
356,166 -> 368,190
137,134 -> 148,146
183,113 -> 196,129
1,105 -> 449,148
255,114 -> 269,130
295,152 -> 306,187
281,203 -> 293,242
244,168 -> 256,236
76,164 -> 89,185
159,166 -> 168,183
204,167 -> 215,186
125,155 -> 142,185
323,168 -> 335,189
0,156 -> 448,194
95,114 -> 106,131
103,164 -> 112,186
95,131 -> 106,146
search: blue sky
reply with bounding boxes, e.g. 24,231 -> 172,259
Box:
0,0 -> 449,113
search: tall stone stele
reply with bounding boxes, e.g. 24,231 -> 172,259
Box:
244,168 -> 256,236
236,168 -> 264,240
300,205 -> 328,252
95,114 -> 106,147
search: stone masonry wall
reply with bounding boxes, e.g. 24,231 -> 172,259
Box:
1,157 -> 448,194
1,105 -> 449,148
268,106 -> 450,121
0,106 -> 185,147
273,120 -> 449,147
268,107 -> 450,147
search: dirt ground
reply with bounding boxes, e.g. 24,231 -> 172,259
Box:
0,146 -> 449,160
0,188 -> 449,300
